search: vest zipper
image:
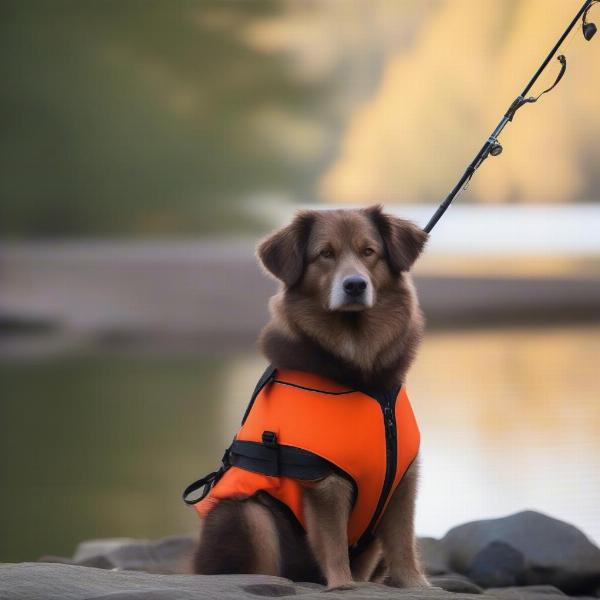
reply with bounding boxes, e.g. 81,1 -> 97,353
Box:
353,388 -> 398,553
380,392 -> 398,518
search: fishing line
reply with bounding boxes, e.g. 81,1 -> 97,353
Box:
424,0 -> 599,234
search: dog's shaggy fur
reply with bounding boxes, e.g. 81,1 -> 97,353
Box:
194,205 -> 429,588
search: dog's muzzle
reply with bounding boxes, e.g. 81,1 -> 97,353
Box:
329,274 -> 373,311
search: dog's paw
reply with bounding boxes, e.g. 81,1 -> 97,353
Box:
324,582 -> 355,592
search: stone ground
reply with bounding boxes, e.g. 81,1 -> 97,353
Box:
2,511 -> 600,600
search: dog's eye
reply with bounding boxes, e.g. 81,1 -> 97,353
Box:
362,247 -> 375,257
319,248 -> 334,259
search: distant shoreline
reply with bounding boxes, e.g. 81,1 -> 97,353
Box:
1,240 -> 599,357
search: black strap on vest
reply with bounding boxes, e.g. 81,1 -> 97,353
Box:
229,437 -> 333,480
182,365 -> 275,506
182,445 -> 232,505
183,365 -> 336,506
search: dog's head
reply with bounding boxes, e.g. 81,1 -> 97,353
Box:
257,205 -> 427,313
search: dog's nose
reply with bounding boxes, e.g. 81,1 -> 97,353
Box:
343,275 -> 367,297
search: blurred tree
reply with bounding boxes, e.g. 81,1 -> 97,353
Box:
0,0 -> 331,235
4,0 -> 598,236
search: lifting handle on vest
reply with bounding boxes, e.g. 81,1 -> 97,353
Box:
182,445 -> 232,505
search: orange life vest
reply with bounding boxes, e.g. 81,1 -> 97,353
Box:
183,366 -> 420,552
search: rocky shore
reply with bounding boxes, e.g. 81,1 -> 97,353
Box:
2,511 -> 600,600
3,240 -> 600,360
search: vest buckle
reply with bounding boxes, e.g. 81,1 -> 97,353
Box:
262,430 -> 279,475
262,430 -> 277,448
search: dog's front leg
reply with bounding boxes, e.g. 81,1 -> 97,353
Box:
302,474 -> 354,588
376,459 -> 429,588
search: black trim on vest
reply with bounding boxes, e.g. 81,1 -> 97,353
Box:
241,364 -> 276,425
271,378 -> 355,396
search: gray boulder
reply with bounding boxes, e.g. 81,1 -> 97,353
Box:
419,537 -> 453,575
23,511 -> 600,596
484,585 -> 566,600
468,541 -> 526,588
442,511 -> 600,593
72,535 -> 196,573
429,574 -> 483,594
0,563 -> 489,600
38,554 -> 116,570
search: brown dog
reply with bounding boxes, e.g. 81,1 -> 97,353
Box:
193,205 -> 428,588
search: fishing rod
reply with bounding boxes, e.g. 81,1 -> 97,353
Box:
424,0 -> 599,234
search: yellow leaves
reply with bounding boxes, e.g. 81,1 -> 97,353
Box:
319,0 -> 600,204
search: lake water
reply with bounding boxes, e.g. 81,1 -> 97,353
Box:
1,323 -> 599,562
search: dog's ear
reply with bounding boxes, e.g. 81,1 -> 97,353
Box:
257,211 -> 315,287
365,204 -> 427,274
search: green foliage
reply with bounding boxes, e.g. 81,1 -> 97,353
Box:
0,1 -> 330,235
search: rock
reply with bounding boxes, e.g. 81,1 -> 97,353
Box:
78,555 -> 118,570
73,538 -> 138,562
72,535 -> 195,574
0,563 -> 493,600
38,554 -> 116,570
37,555 -> 78,565
468,541 -> 526,588
484,585 -> 566,600
419,537 -> 453,575
429,574 -> 483,593
240,583 -> 300,596
18,511 -> 599,597
441,511 -> 600,594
